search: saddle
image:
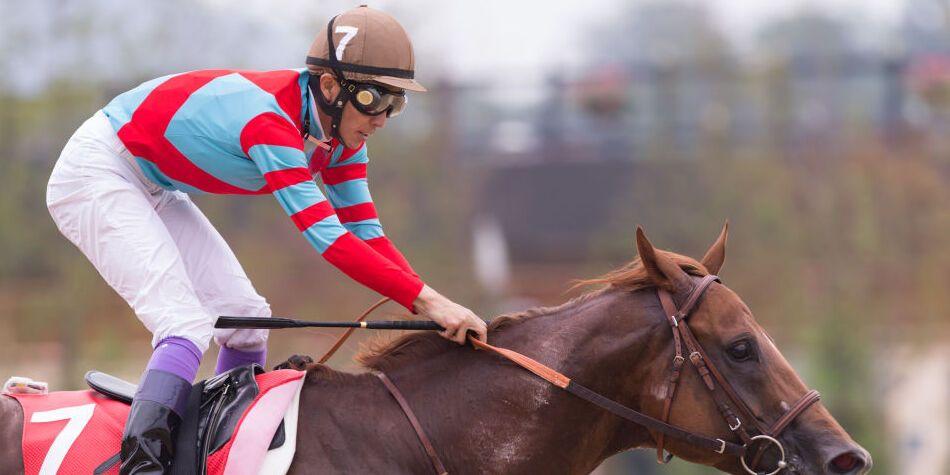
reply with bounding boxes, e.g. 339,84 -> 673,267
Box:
86,365 -> 286,474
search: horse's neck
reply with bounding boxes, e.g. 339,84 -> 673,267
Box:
387,290 -> 667,473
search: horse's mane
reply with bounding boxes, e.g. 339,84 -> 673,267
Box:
345,250 -> 707,373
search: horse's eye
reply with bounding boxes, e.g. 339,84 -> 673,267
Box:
727,340 -> 756,362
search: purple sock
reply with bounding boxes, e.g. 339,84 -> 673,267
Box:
146,337 -> 202,381
215,346 -> 266,375
135,337 -> 202,417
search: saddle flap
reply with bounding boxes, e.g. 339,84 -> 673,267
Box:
85,371 -> 136,404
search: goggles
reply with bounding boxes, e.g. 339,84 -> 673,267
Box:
344,81 -> 407,118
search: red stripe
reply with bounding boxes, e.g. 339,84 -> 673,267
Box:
240,113 -> 304,156
364,236 -> 417,277
337,142 -> 365,161
239,70 -> 303,133
263,168 -> 311,191
327,139 -> 365,162
321,163 -> 367,185
289,200 -> 335,231
118,70 -> 264,194
335,202 -> 378,223
309,147 -> 331,175
321,233 -> 424,311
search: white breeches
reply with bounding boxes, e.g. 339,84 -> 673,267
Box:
46,111 -> 270,353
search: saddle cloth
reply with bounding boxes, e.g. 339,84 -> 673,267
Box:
7,369 -> 305,475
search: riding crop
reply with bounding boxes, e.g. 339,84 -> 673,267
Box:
214,316 -> 444,331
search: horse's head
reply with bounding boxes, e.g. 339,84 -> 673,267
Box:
607,224 -> 870,474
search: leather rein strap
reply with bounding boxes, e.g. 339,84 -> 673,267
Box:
467,315 -> 747,457
318,297 -> 390,364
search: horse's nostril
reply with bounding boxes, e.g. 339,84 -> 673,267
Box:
828,450 -> 867,473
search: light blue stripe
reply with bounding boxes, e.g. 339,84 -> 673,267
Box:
272,182 -> 326,216
166,133 -> 265,191
133,157 -> 208,194
249,144 -> 307,173
328,145 -> 368,167
302,215 -> 348,253
102,73 -> 178,132
133,158 -> 175,190
326,179 -> 371,208
165,73 -> 296,190
345,219 -> 385,240
166,177 -> 209,195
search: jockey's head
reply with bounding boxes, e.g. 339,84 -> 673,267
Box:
306,5 -> 426,148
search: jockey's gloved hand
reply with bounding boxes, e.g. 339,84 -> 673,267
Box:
413,285 -> 488,345
273,354 -> 314,371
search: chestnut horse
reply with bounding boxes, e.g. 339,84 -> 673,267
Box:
0,225 -> 870,474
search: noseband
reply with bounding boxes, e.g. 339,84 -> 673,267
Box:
654,275 -> 821,474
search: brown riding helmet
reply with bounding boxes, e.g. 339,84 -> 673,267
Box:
306,5 -> 426,92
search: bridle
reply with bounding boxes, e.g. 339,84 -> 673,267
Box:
366,274 -> 821,475
653,274 -> 821,474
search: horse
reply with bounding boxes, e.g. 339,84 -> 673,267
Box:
0,225 -> 871,474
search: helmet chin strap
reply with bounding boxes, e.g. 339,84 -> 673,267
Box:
309,15 -> 352,145
310,75 -> 346,144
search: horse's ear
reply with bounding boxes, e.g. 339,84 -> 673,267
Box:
636,226 -> 691,293
700,220 -> 729,275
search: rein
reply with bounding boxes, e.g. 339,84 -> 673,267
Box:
331,275 -> 819,474
317,297 -> 390,364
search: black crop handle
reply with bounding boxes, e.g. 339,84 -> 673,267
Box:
364,320 -> 444,331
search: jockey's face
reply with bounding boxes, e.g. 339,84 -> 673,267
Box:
318,73 -> 394,149
339,98 -> 388,149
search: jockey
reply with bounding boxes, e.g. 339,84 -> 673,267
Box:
45,5 -> 488,474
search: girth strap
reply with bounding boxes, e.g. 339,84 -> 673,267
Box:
374,372 -> 448,475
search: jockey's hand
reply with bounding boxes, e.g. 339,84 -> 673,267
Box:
413,285 -> 488,345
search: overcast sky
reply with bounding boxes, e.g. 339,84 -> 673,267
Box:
0,0 -> 929,95
208,0 -> 912,81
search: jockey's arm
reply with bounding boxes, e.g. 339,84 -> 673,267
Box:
242,113 -> 423,310
243,113 -> 486,343
321,143 -> 418,278
321,144 -> 487,343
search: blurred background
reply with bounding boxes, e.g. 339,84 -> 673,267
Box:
1,0 -> 948,473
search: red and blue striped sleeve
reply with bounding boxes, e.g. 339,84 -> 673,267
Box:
322,143 -> 419,278
240,113 -> 423,309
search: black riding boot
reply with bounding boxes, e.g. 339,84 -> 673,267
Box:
120,399 -> 181,474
